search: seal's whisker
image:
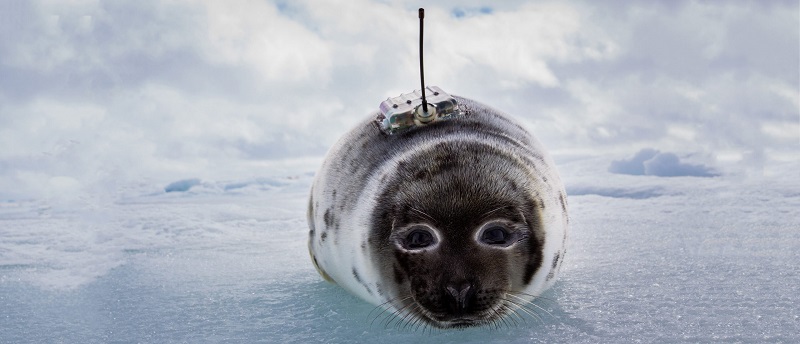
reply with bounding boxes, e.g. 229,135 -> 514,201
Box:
486,304 -> 511,330
368,296 -> 401,319
369,295 -> 412,328
382,302 -> 412,329
501,299 -> 527,325
503,299 -> 528,324
505,295 -> 546,321
486,317 -> 497,331
368,300 -> 394,324
414,306 -> 428,333
412,305 -> 430,332
379,309 -> 396,329
418,319 -> 427,334
408,206 -> 437,223
477,205 -> 509,222
510,291 -> 558,304
493,307 -> 513,329
399,307 -> 418,331
507,293 -> 556,319
392,302 -> 419,330
494,315 -> 506,330
503,296 -> 545,324
497,304 -> 519,328
425,321 -> 436,336
412,308 -> 429,333
398,306 -> 414,331
385,297 -> 414,327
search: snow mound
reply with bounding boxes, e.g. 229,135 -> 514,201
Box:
608,149 -> 718,177
164,179 -> 201,193
567,186 -> 663,199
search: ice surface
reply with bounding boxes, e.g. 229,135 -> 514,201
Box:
1,156 -> 797,343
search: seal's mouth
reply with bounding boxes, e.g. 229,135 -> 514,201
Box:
424,312 -> 495,329
441,318 -> 483,329
397,294 -> 505,329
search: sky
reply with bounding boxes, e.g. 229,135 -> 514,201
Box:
0,0 -> 798,202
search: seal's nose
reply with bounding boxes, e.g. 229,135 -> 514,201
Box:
445,281 -> 475,313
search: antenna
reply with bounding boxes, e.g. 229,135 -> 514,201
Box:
418,8 -> 428,113
377,7 -> 464,135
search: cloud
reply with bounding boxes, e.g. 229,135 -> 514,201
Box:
0,0 -> 797,201
429,3 -> 618,90
201,1 -> 332,83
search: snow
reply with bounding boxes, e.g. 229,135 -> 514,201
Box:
608,148 -> 719,177
164,178 -> 202,193
1,156 -> 798,343
1,0 -> 798,342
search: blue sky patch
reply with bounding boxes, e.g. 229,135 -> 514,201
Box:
452,6 -> 493,18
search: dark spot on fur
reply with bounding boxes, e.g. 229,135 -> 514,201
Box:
509,179 -> 519,192
352,267 -> 363,283
552,251 -> 560,269
321,232 -> 328,242
530,153 -> 546,166
546,252 -> 560,281
324,209 -> 334,228
353,267 -> 374,296
559,192 -> 567,215
535,195 -> 546,209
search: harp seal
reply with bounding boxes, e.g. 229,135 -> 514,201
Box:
307,96 -> 568,329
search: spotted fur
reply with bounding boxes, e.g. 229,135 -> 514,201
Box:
307,96 -> 569,328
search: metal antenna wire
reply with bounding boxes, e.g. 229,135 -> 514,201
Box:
418,8 -> 428,113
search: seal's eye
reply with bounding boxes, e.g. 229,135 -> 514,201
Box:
480,226 -> 511,245
404,228 -> 435,249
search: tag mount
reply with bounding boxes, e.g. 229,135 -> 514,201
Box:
376,8 -> 465,135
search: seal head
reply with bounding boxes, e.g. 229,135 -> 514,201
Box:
371,140 -> 548,328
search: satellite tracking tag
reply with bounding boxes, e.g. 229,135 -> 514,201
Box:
377,87 -> 462,134
376,8 -> 465,135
